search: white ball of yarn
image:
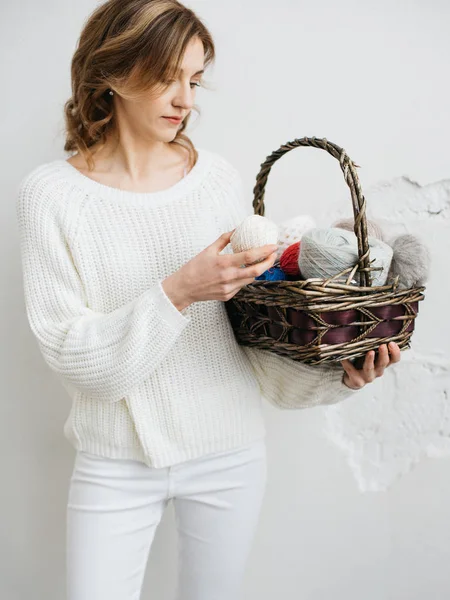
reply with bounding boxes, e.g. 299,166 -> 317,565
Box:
299,227 -> 394,286
230,215 -> 279,260
277,214 -> 316,259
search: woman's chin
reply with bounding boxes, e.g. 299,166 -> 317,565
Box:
159,127 -> 179,140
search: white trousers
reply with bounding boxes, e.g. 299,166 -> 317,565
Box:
66,438 -> 267,600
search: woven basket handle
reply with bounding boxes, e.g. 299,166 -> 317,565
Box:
252,136 -> 373,287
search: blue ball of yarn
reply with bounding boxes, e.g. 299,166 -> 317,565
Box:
255,266 -> 287,281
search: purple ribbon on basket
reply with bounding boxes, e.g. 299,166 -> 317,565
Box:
260,302 -> 420,344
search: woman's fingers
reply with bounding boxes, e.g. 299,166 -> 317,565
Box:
363,343 -> 402,380
362,350 -> 376,382
341,359 -> 357,377
233,245 -> 278,270
232,251 -> 277,282
387,341 -> 402,364
374,344 -> 390,375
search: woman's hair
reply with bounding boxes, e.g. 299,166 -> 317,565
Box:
63,0 -> 215,170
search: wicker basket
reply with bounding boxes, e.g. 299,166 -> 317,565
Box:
225,137 -> 426,366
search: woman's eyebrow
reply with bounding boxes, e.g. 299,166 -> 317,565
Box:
180,68 -> 205,75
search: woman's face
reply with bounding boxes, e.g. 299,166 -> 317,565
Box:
115,37 -> 205,142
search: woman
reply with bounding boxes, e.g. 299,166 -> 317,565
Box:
15,1 -> 400,598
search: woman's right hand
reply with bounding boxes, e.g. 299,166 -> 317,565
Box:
162,230 -> 278,310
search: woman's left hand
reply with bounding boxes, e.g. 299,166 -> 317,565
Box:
340,342 -> 402,390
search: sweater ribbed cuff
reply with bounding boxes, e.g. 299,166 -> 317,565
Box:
319,366 -> 361,406
154,279 -> 191,327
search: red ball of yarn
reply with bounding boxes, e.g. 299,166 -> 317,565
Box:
280,241 -> 301,276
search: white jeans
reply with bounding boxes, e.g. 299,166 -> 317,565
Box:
66,438 -> 267,600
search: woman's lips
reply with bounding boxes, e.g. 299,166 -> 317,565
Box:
163,116 -> 182,124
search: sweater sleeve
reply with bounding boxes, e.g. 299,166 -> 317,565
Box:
225,163 -> 360,409
241,346 -> 359,409
16,170 -> 191,403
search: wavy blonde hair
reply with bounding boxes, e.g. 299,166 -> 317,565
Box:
63,0 -> 215,171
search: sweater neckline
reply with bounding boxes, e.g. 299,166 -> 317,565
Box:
53,147 -> 212,206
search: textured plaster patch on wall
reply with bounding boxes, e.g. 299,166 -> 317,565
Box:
334,175 -> 450,227
324,174 -> 448,492
366,176 -> 450,221
323,351 -> 450,493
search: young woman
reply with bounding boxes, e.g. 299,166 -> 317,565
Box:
16,1 -> 400,598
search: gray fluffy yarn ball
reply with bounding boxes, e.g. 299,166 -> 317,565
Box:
387,234 -> 431,289
333,217 -> 385,241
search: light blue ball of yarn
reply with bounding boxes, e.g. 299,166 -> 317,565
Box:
298,227 -> 394,286
255,266 -> 287,281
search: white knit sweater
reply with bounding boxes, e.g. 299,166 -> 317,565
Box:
16,147 -> 358,468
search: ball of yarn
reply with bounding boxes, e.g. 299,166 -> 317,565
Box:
255,266 -> 287,281
333,217 -> 385,241
387,233 -> 431,289
280,241 -> 301,276
299,227 -> 393,286
277,214 -> 316,259
230,215 -> 278,263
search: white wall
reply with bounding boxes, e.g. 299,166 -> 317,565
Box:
2,0 -> 449,598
